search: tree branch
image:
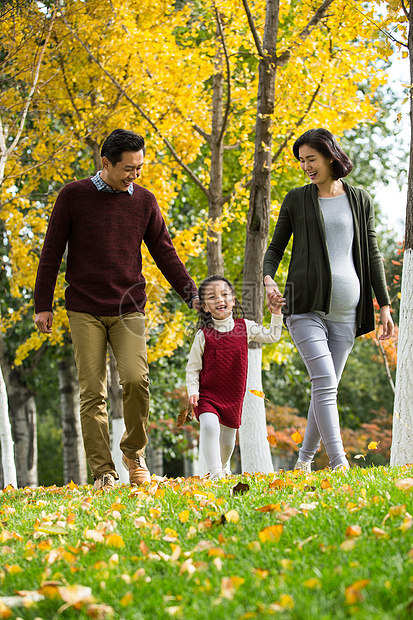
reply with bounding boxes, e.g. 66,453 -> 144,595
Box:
62,15 -> 210,199
3,1 -> 58,162
214,6 -> 232,146
241,0 -> 265,58
272,80 -> 323,164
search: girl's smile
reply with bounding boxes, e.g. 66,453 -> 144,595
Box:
202,280 -> 235,320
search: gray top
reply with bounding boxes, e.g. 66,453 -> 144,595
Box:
316,193 -> 360,323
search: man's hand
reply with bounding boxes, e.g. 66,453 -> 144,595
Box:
34,311 -> 53,334
378,305 -> 394,341
189,394 -> 199,407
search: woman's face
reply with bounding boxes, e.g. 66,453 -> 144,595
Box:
298,144 -> 334,186
201,280 -> 235,321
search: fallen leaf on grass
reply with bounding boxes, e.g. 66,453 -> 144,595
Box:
105,533 -> 125,548
268,594 -> 294,611
346,525 -> 362,538
303,578 -> 321,589
58,584 -> 94,606
395,478 -> 413,491
340,539 -> 356,551
345,579 -> 370,604
258,525 -> 283,543
255,504 -> 280,513
36,524 -> 68,535
86,603 -> 115,618
0,599 -> 12,619
220,576 -> 245,599
232,481 -> 250,495
320,479 -> 333,490
372,527 -> 388,538
225,509 -> 240,523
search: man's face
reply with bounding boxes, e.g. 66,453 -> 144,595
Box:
101,150 -> 144,192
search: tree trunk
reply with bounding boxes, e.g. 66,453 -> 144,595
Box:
240,0 -> 280,474
57,352 -> 87,485
207,21 -> 226,277
0,363 -> 17,488
390,4 -> 413,466
0,334 -> 37,487
107,346 -> 128,483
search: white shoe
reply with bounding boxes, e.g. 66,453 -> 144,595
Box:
294,460 -> 312,473
333,464 -> 350,471
209,471 -> 226,481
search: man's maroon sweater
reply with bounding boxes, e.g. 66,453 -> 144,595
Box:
34,178 -> 198,316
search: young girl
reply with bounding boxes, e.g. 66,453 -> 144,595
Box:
186,275 -> 284,480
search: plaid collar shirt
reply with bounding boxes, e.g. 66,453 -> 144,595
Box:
91,171 -> 134,195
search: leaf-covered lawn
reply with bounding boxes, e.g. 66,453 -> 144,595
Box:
1,466 -> 413,619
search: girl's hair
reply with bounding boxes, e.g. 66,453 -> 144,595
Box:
196,275 -> 244,329
292,128 -> 353,180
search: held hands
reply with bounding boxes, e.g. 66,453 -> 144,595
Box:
34,311 -> 53,334
264,275 -> 285,315
188,394 -> 199,407
379,305 -> 394,341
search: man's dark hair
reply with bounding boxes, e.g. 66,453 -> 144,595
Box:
292,128 -> 353,180
101,129 -> 146,165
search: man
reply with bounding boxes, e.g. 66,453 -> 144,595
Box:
34,129 -> 199,491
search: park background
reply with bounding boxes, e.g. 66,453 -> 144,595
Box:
0,0 -> 410,488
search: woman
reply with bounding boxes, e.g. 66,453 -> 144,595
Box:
263,128 -> 393,472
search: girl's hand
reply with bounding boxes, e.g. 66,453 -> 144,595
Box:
189,394 -> 199,407
379,305 -> 394,340
264,275 -> 281,312
269,291 -> 285,315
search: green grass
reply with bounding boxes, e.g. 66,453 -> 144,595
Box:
1,465 -> 413,619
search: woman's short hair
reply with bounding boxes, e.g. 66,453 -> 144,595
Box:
101,129 -> 146,165
292,128 -> 353,179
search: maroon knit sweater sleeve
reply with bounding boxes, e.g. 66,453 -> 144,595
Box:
34,179 -> 198,315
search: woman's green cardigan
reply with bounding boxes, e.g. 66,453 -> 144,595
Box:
263,181 -> 390,337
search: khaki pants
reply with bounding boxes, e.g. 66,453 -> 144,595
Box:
68,311 -> 149,479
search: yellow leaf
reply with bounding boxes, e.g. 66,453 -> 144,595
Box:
255,504 -> 279,513
37,524 -> 68,535
208,547 -> 226,557
303,578 -> 321,589
105,534 -> 125,548
368,441 -> 379,450
68,480 -> 78,490
0,599 -> 12,619
258,524 -> 283,543
340,539 -> 356,551
120,592 -> 133,607
225,509 -> 240,523
345,579 -> 370,605
5,564 -> 23,574
346,525 -> 362,538
372,527 -> 387,538
249,389 -> 265,398
179,510 -> 190,523
291,431 -> 302,444
321,479 -> 333,490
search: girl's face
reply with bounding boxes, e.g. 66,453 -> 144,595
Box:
298,144 -> 334,186
202,280 -> 235,320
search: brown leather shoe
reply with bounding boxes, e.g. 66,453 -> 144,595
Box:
93,473 -> 116,491
122,454 -> 151,485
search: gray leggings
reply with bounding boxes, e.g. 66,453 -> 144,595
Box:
286,313 -> 356,469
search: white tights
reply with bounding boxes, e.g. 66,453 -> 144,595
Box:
199,412 -> 237,476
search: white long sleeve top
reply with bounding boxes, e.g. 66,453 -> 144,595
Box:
186,313 -> 283,398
